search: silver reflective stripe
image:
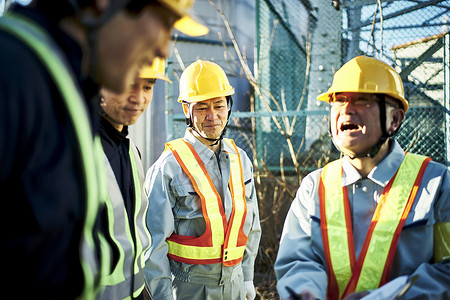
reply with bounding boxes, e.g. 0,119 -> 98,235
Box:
100,140 -> 151,299
129,140 -> 151,292
100,273 -> 134,300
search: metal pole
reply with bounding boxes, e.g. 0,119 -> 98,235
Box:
444,33 -> 450,169
165,60 -> 174,142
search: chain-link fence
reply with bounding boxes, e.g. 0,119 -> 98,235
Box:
169,1 -> 449,171
254,0 -> 449,169
166,1 -> 449,298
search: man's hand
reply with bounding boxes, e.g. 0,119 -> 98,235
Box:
285,287 -> 317,300
244,281 -> 256,300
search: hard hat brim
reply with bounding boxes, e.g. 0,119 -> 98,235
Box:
174,16 -> 208,37
139,69 -> 172,83
140,71 -> 172,82
155,73 -> 172,83
177,88 -> 235,103
158,0 -> 209,37
317,91 -> 331,102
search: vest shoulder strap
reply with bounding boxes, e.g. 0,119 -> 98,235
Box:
0,13 -> 109,299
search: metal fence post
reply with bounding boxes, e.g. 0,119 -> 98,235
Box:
444,33 -> 450,169
165,59 -> 174,142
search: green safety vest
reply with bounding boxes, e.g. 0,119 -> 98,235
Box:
0,13 -> 111,300
100,140 -> 151,300
319,153 -> 431,300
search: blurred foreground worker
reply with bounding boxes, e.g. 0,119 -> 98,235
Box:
0,0 -> 206,299
144,60 -> 261,300
98,58 -> 170,300
274,56 -> 450,300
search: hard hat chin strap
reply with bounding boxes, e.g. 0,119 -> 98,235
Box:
191,126 -> 227,147
337,136 -> 389,160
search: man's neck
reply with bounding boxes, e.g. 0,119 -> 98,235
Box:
346,139 -> 391,178
190,128 -> 221,153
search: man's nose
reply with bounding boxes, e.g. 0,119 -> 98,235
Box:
340,100 -> 356,114
205,107 -> 217,120
129,88 -> 145,104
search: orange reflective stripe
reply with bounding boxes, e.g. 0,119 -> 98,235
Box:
351,154 -> 430,294
342,176 -> 397,297
166,139 -> 225,254
223,139 -> 248,266
381,156 -> 430,282
320,160 -> 355,300
320,153 -> 430,299
165,138 -> 247,265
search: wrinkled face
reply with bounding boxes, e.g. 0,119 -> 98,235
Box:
96,4 -> 178,94
184,97 -> 229,142
329,92 -> 385,156
100,78 -> 155,131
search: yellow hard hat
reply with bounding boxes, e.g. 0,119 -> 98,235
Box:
158,0 -> 209,37
178,60 -> 235,103
317,56 -> 409,112
139,57 -> 172,82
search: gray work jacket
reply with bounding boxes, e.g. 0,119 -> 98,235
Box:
275,140 -> 450,299
144,129 -> 261,300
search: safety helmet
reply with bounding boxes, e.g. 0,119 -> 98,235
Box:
139,57 -> 171,82
159,0 -> 209,37
317,56 -> 409,112
65,0 -> 208,37
178,60 -> 235,103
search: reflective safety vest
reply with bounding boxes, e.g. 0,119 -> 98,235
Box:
319,153 -> 431,300
100,140 -> 152,300
165,138 -> 248,266
0,13 -> 111,300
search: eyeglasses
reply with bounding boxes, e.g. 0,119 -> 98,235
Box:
330,94 -> 401,110
330,94 -> 378,108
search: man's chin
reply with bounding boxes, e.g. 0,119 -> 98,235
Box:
200,130 -> 221,140
192,129 -> 221,142
336,142 -> 369,157
341,146 -> 378,159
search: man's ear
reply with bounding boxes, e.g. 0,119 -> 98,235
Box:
182,103 -> 190,118
388,108 -> 405,133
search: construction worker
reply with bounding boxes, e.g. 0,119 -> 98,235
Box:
0,1 -> 206,299
274,56 -> 450,300
98,58 -> 171,300
144,60 -> 262,300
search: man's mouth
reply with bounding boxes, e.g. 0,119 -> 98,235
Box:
125,107 -> 143,114
339,121 -> 361,132
203,122 -> 221,128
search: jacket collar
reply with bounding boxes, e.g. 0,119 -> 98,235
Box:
183,129 -> 236,161
341,140 -> 405,187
